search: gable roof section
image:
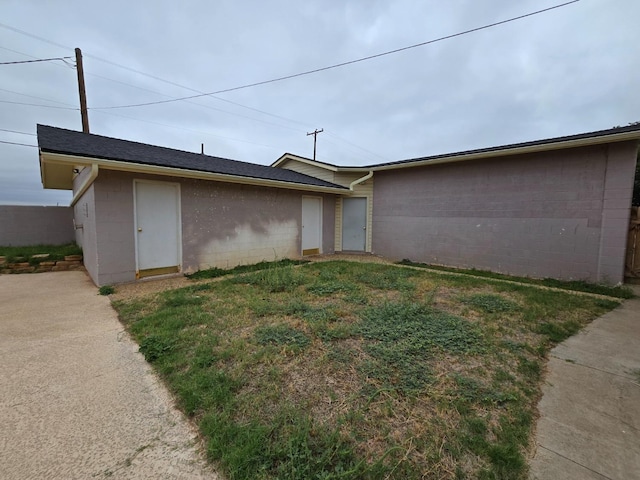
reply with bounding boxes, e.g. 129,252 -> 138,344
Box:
367,124 -> 640,170
37,125 -> 347,192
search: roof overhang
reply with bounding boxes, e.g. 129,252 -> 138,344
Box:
271,153 -> 370,172
370,129 -> 640,171
39,151 -> 350,194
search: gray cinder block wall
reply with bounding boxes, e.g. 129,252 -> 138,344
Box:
81,170 -> 336,286
372,141 -> 638,284
0,205 -> 74,246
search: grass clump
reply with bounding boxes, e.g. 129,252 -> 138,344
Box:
397,259 -> 634,299
254,325 -> 310,350
0,243 -> 82,263
185,258 -> 308,280
112,260 -> 621,480
464,293 -> 520,313
231,264 -> 303,292
98,285 -> 115,296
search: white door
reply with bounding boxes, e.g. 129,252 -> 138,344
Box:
342,197 -> 367,251
302,196 -> 322,255
134,180 -> 181,277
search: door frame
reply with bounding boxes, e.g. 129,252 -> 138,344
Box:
133,179 -> 183,278
302,195 -> 323,256
341,196 -> 368,252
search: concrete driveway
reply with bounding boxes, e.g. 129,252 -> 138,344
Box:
0,271 -> 218,479
529,287 -> 640,480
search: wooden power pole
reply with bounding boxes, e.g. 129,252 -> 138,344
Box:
307,128 -> 323,161
75,48 -> 90,133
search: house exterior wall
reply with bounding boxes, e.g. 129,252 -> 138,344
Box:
84,170 -> 336,285
372,141 -> 638,284
0,205 -> 74,247
73,186 -> 98,283
181,180 -> 335,271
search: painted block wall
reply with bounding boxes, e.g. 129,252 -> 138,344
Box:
0,205 -> 74,247
181,180 -> 335,272
372,142 -> 638,284
73,166 -> 98,283
86,170 -> 336,285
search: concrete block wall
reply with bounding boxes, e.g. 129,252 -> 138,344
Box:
372,141 -> 638,284
181,179 -> 336,272
0,205 -> 74,246
73,167 -> 98,282
85,170 -> 336,286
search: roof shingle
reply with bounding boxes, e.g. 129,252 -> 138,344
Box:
37,125 -> 347,190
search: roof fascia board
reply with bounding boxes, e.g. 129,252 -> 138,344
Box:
40,152 -> 350,194
272,154 -> 339,171
371,131 -> 640,171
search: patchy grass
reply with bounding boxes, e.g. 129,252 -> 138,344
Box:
113,260 -> 621,480
185,258 -> 309,280
98,285 -> 115,296
0,243 -> 82,263
397,259 -> 635,299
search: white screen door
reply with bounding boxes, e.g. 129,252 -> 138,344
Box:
134,180 -> 181,277
302,196 -> 322,255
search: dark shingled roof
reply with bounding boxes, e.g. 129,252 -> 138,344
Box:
37,125 -> 347,190
365,123 -> 640,168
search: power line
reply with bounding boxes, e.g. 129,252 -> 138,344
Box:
82,52 -> 313,128
0,128 -> 36,136
0,22 -> 71,51
91,1 -> 580,110
0,100 -> 78,110
0,56 -> 72,65
0,87 -> 77,107
0,140 -> 37,147
92,109 -> 285,151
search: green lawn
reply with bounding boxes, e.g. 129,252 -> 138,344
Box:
0,243 -> 82,264
113,261 -> 621,480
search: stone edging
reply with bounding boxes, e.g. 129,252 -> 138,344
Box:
0,254 -> 84,274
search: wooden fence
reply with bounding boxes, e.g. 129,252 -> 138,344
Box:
626,206 -> 640,281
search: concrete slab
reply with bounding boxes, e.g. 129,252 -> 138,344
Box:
529,292 -> 640,480
0,272 -> 218,479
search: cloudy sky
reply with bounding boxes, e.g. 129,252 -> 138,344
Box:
1,0 -> 638,205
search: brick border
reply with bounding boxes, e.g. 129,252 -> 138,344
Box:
0,255 -> 84,274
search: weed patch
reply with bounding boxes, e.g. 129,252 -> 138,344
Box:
254,325 -> 310,350
186,258 -> 308,280
113,260 -> 620,480
398,259 -> 634,298
232,264 -> 303,292
463,293 -> 520,313
0,243 -> 82,263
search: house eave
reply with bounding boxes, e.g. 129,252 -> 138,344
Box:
369,130 -> 640,171
39,152 -> 350,194
271,153 -> 371,173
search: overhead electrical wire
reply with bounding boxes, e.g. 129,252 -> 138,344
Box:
0,100 -> 78,110
0,140 -> 37,147
90,0 -> 580,110
0,127 -> 36,136
0,56 -> 72,65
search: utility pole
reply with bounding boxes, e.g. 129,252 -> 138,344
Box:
306,128 -> 323,161
75,48 -> 90,133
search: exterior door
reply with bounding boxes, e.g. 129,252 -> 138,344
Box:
134,180 -> 181,278
302,196 -> 322,255
342,197 -> 367,251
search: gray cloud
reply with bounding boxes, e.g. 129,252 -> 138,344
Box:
1,0 -> 639,205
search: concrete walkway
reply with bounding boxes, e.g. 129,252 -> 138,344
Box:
0,272 -> 218,479
529,287 -> 640,480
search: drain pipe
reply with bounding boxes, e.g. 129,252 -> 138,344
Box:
349,170 -> 373,191
70,164 -> 99,207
